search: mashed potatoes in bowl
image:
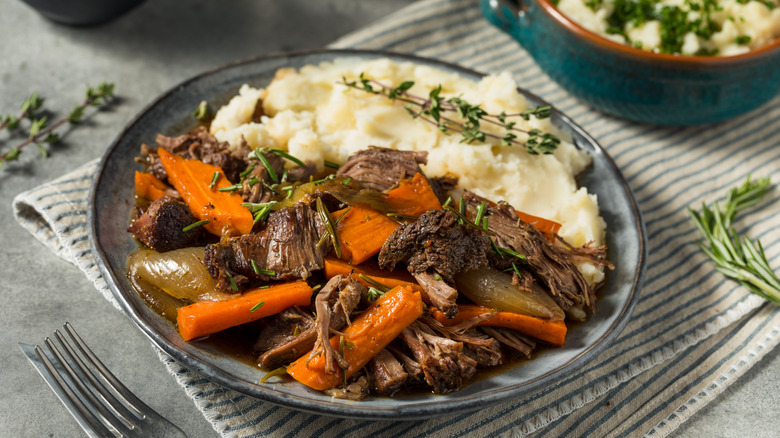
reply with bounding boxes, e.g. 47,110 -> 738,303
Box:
210,58 -> 607,285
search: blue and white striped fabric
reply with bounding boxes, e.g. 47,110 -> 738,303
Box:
13,0 -> 780,436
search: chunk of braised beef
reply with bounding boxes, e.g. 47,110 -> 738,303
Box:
127,196 -> 206,252
368,349 -> 408,396
412,270 -> 459,319
253,306 -> 314,355
204,203 -> 328,292
421,317 -> 503,368
285,160 -> 318,182
338,146 -> 428,192
378,209 -> 491,282
462,191 -> 599,312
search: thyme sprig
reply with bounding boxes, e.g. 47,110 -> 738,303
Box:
0,82 -> 115,167
688,176 -> 780,305
341,74 -> 559,155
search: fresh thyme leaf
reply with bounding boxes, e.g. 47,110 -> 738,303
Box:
182,219 -> 209,232
340,75 -> 559,154
688,176 -> 780,304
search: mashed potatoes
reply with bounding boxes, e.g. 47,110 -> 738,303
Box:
210,58 -> 606,284
556,0 -> 780,56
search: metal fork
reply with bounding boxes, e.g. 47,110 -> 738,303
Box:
19,322 -> 187,438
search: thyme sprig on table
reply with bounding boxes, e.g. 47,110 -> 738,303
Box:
0,82 -> 115,167
688,176 -> 780,305
340,74 -> 560,155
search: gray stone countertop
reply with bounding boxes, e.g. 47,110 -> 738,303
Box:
1,1 -> 778,437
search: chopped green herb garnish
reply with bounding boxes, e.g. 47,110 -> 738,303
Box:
358,274 -> 392,293
225,271 -> 238,292
254,149 -> 279,183
260,366 -> 287,383
324,160 -> 340,169
182,219 -> 209,232
217,183 -> 242,193
243,201 -> 277,224
250,260 -> 276,277
497,247 -> 527,261
342,177 -> 352,185
269,148 -> 305,167
316,197 -> 342,258
366,286 -> 386,301
434,274 -> 442,281
193,101 -> 209,120
250,301 -> 265,312
736,35 -> 752,45
209,172 -> 220,190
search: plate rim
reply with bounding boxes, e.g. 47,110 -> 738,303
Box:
88,47 -> 647,420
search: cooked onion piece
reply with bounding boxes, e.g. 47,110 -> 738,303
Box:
455,267 -> 564,320
127,247 -> 233,303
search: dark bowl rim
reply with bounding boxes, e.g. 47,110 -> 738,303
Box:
535,0 -> 780,65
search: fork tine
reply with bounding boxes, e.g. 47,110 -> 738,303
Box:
53,329 -> 141,428
62,322 -> 165,423
26,342 -> 116,438
44,335 -> 137,436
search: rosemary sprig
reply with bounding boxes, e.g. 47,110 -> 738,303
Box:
688,176 -> 780,305
341,74 -> 559,155
243,201 -> 277,224
0,82 -> 115,167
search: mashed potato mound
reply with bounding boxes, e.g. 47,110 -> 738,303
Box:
210,58 -> 607,285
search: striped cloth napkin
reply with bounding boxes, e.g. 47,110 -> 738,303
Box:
13,0 -> 780,436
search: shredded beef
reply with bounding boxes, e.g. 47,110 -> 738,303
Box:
254,306 -> 316,368
127,196 -> 206,252
204,203 -> 328,292
239,151 -> 285,204
462,191 -> 600,312
338,146 -> 428,192
398,320 -> 478,394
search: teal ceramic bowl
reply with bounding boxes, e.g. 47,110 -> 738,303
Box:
481,0 -> 780,126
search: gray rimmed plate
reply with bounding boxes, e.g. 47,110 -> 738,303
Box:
88,49 -> 647,420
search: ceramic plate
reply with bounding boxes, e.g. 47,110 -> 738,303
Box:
89,49 -> 646,420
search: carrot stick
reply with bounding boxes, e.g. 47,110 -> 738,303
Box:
323,257 -> 423,294
176,281 -> 312,341
286,286 -> 423,391
334,205 -> 399,264
157,148 -> 253,237
430,304 -> 567,346
134,171 -> 171,202
384,173 -> 442,217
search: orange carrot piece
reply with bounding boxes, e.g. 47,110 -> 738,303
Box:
384,173 -> 442,217
287,285 -> 423,391
157,148 -> 253,237
516,211 -> 561,240
334,205 -> 399,264
430,304 -> 567,346
177,281 -> 313,342
323,257 -> 423,294
134,171 -> 171,201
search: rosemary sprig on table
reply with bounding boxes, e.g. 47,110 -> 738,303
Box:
688,176 -> 780,305
0,82 -> 115,167
340,73 -> 559,155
